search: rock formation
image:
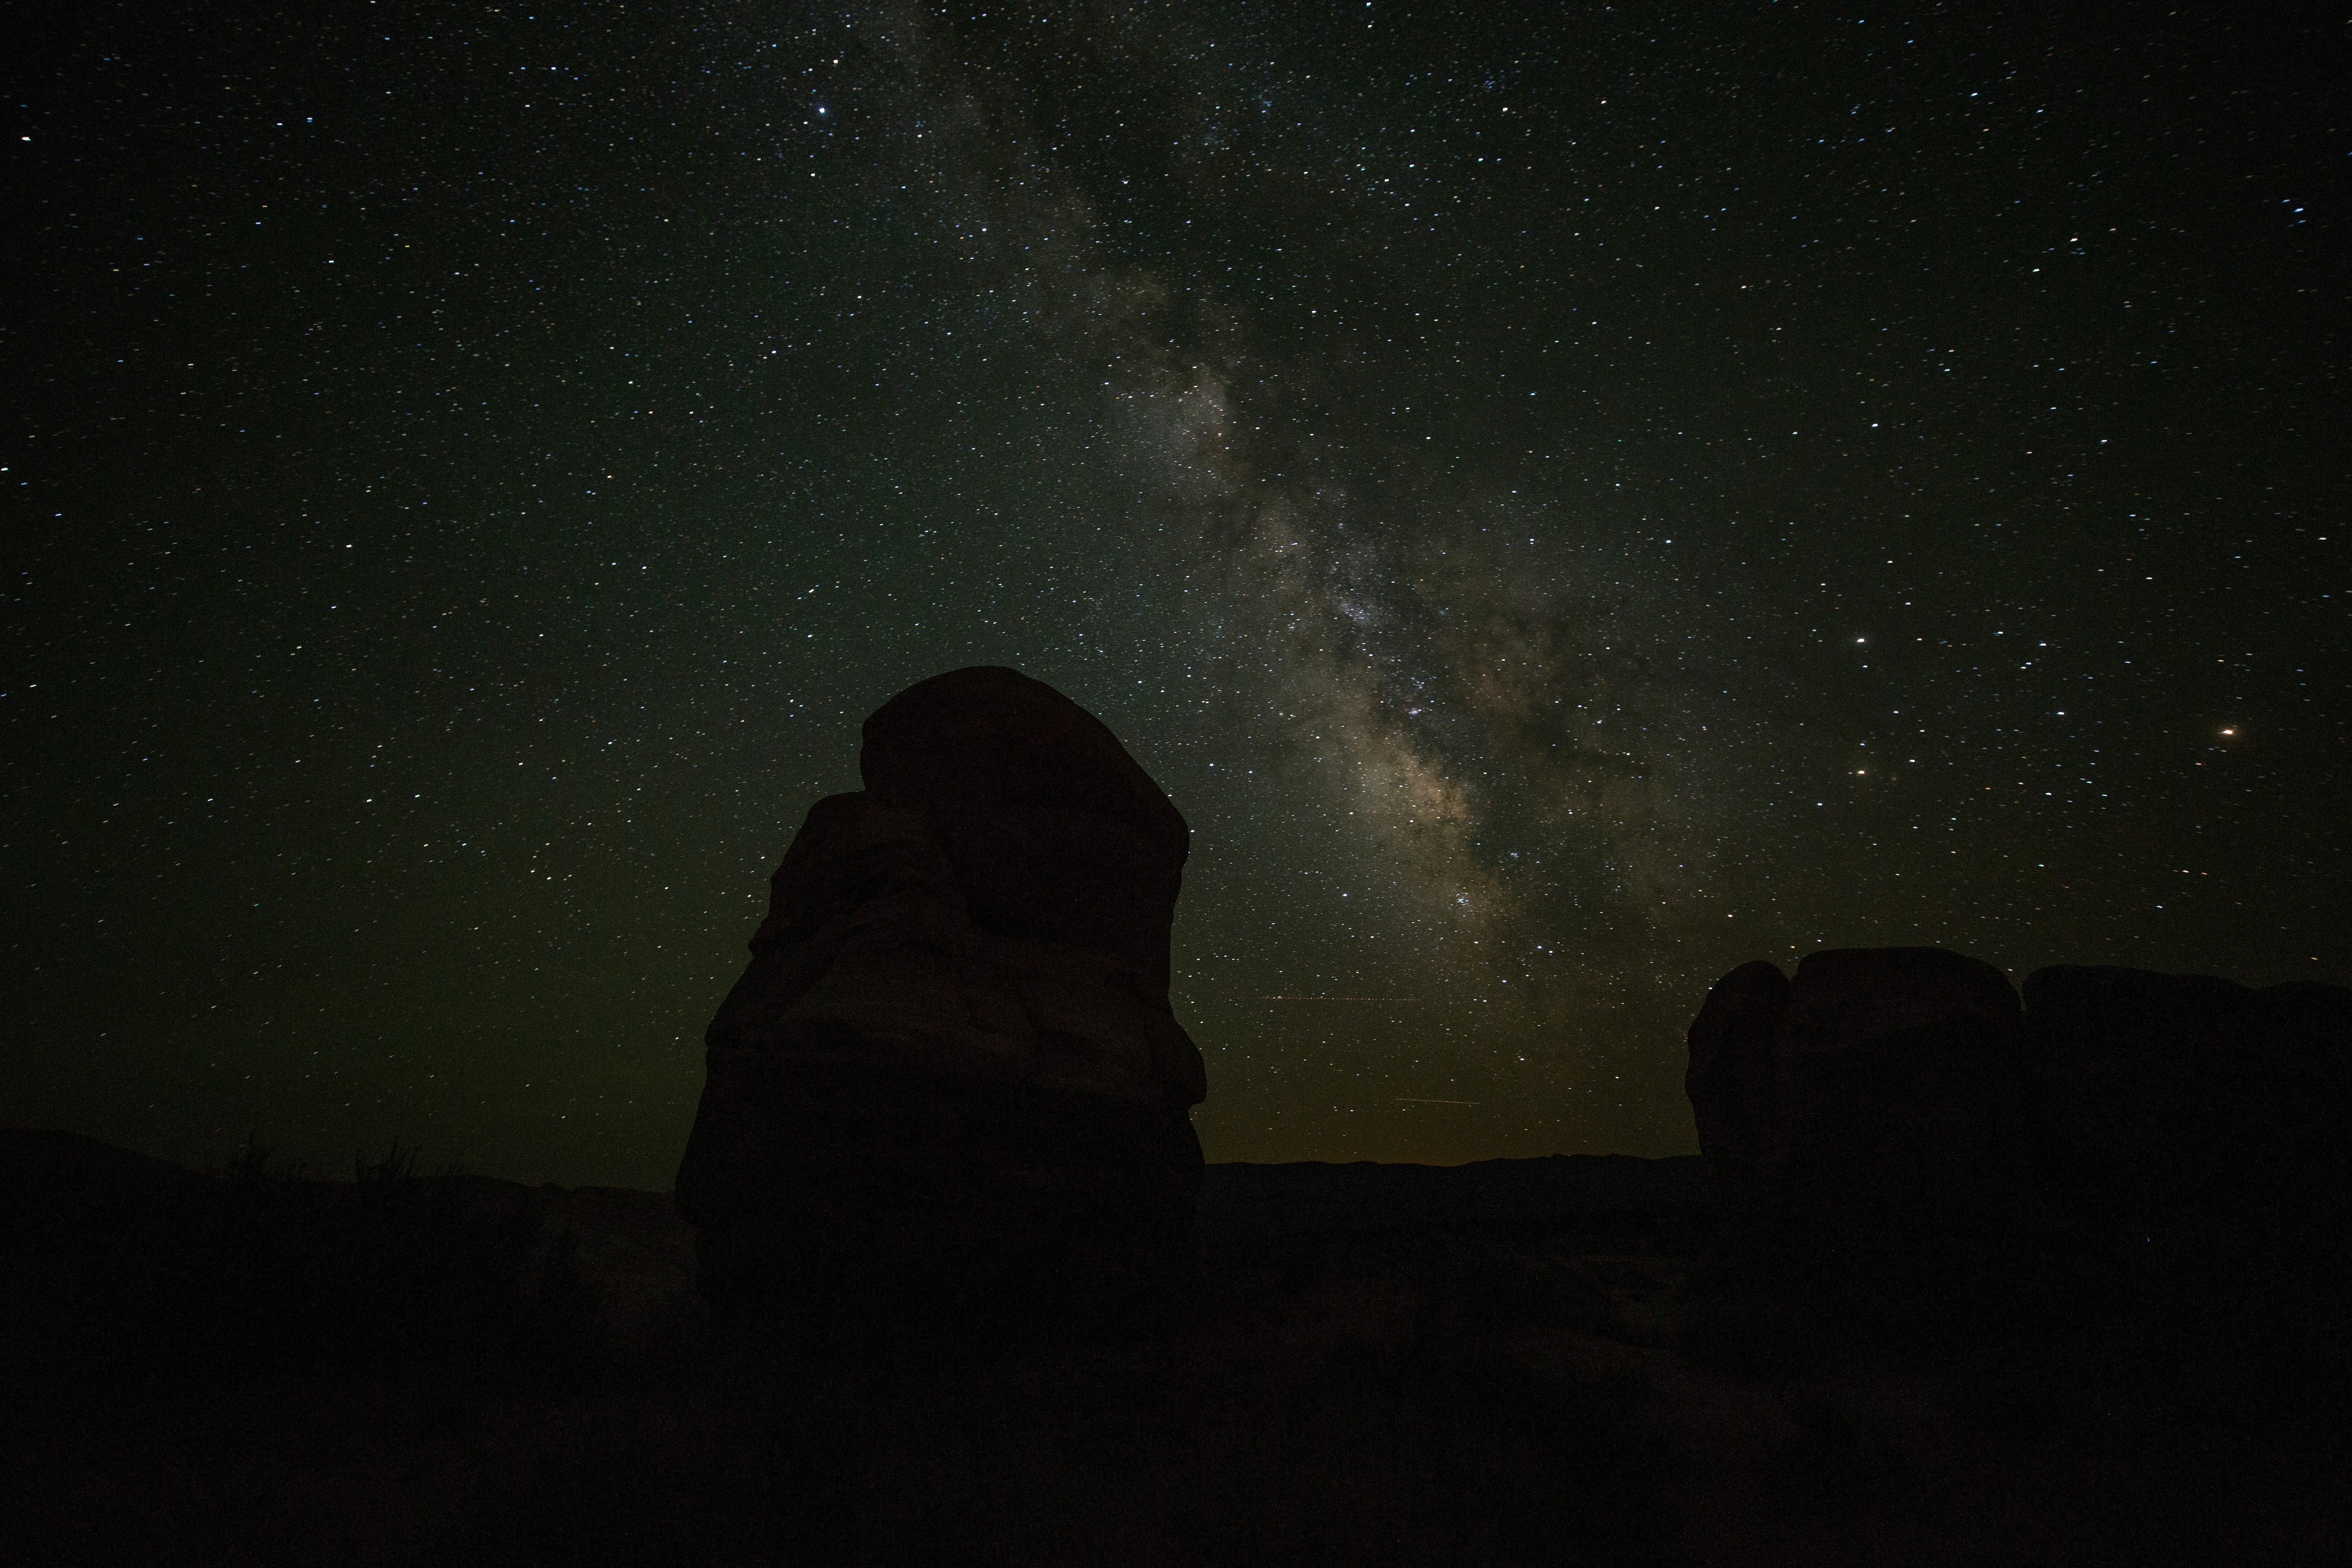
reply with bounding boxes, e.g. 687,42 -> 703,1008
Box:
675,667 -> 1208,1330
2023,966 -> 2352,1247
1688,949 -> 2351,1282
1684,947 -> 2045,1251
1682,959 -> 1788,1218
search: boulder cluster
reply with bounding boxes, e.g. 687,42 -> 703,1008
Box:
678,662 -> 2343,1345
1686,947 -> 2351,1296
675,668 -> 1208,1330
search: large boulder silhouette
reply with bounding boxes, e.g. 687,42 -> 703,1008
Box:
1682,960 -> 1788,1217
675,668 -> 1207,1330
1684,947 -> 2043,1251
1772,947 -> 2042,1246
1688,949 -> 2352,1322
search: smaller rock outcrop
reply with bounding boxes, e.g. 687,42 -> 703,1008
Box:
1771,947 -> 2042,1247
1682,960 -> 1787,1217
1684,948 -> 2043,1253
2024,966 -> 2352,1248
676,668 -> 1208,1333
1687,949 -> 2352,1339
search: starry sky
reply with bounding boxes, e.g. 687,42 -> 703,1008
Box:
7,2 -> 2345,1187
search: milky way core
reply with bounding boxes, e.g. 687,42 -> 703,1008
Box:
8,2 -> 2343,1183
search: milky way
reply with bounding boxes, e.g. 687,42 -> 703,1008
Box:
8,2 -> 2344,1182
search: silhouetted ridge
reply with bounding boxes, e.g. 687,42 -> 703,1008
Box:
1198,1154 -> 1708,1244
1683,947 -> 2352,1348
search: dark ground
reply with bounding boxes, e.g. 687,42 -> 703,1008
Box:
4,1130 -> 2344,1567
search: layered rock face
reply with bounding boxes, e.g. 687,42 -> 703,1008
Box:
676,668 -> 1208,1328
1687,949 -> 2351,1268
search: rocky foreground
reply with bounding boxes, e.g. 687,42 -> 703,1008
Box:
3,1126 -> 2345,1568
9,670 -> 2342,1562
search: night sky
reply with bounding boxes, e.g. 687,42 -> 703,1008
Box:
7,2 -> 2345,1188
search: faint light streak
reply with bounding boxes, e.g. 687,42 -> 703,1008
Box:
1258,995 -> 1424,1002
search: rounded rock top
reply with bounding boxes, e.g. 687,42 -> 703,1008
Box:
860,666 -> 1189,865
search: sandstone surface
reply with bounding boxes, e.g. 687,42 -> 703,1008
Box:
675,667 -> 1208,1327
